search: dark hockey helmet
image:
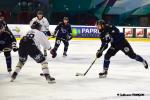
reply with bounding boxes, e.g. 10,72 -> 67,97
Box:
31,21 -> 42,30
96,19 -> 105,25
63,17 -> 69,21
37,10 -> 43,15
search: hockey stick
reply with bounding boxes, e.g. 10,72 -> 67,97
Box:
75,46 -> 106,76
39,58 -> 97,77
75,58 -> 97,76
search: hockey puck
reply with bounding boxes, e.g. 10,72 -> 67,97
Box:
40,73 -> 44,76
76,74 -> 79,76
75,73 -> 80,76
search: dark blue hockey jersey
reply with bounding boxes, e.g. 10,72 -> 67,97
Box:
0,20 -> 16,43
55,22 -> 72,39
0,31 -> 14,51
99,24 -> 125,50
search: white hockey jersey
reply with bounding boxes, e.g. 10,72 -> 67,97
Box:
26,29 -> 51,50
30,17 -> 49,32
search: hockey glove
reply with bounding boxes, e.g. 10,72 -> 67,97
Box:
46,31 -> 51,36
96,50 -> 103,58
12,42 -> 18,52
13,47 -> 18,52
67,34 -> 72,41
50,49 -> 57,58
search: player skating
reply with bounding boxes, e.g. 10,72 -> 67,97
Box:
0,22 -> 18,74
11,22 -> 55,83
30,10 -> 51,58
50,17 -> 72,58
95,20 -> 148,78
0,11 -> 17,44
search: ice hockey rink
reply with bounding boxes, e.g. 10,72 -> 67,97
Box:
0,40 -> 150,100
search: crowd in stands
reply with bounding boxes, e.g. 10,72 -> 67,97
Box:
0,0 -> 98,25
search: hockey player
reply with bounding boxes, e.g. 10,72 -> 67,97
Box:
50,17 -> 72,58
0,22 -> 18,74
30,10 -> 51,57
0,11 -> 17,50
95,20 -> 148,78
11,22 -> 55,83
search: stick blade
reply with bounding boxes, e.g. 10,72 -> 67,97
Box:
75,73 -> 84,76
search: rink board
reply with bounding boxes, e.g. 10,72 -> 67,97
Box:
16,38 -> 150,42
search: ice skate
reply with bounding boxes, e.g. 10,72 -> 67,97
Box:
46,75 -> 56,83
10,72 -> 17,82
44,74 -> 55,83
99,70 -> 108,78
143,60 -> 148,69
63,52 -> 67,57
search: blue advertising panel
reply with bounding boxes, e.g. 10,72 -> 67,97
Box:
71,26 -> 100,38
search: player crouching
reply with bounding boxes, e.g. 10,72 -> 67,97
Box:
10,22 -> 55,83
0,22 -> 18,74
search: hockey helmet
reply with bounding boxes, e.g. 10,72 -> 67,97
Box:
96,19 -> 105,25
63,17 -> 69,21
31,21 -> 42,30
37,10 -> 43,15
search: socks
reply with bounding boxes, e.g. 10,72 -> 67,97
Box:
103,60 -> 110,70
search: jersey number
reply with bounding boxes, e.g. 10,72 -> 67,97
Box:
26,32 -> 35,39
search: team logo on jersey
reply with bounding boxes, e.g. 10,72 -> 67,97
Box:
124,47 -> 130,52
34,54 -> 44,62
61,28 -> 67,33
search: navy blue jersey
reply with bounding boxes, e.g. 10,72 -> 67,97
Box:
99,24 -> 125,50
55,22 -> 72,39
0,20 -> 16,43
0,31 -> 14,51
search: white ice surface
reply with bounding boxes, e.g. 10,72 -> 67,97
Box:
0,40 -> 150,100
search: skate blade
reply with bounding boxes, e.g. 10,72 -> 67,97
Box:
10,78 -> 15,82
48,80 -> 56,84
63,55 -> 67,57
99,75 -> 107,78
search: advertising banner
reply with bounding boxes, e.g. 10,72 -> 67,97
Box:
124,28 -> 133,38
135,28 -> 144,38
7,24 -> 150,38
147,29 -> 150,38
8,24 -> 30,38
71,26 -> 100,38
